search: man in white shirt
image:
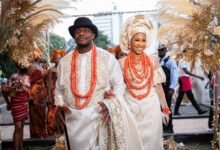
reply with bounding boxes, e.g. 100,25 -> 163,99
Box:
174,55 -> 207,115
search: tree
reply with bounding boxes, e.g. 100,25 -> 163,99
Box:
0,33 -> 68,78
94,31 -> 114,50
49,33 -> 67,53
66,38 -> 76,53
0,51 -> 17,78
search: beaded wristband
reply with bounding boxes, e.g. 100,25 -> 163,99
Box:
53,105 -> 68,118
162,107 -> 171,114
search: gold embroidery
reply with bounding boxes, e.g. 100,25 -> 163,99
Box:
61,49 -> 112,110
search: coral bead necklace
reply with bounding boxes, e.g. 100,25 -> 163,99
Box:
71,44 -> 97,109
124,51 -> 154,100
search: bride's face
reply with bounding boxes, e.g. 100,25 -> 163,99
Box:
129,33 -> 146,56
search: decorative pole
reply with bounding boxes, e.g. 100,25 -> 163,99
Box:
213,16 -> 220,150
57,95 -> 71,150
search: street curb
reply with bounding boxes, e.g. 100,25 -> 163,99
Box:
2,137 -> 56,149
173,114 -> 209,119
2,132 -> 213,149
164,132 -> 213,143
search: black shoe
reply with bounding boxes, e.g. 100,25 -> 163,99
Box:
198,109 -> 207,115
174,112 -> 181,115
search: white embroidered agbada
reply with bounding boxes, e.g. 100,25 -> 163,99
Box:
119,56 -> 166,150
55,47 -> 143,150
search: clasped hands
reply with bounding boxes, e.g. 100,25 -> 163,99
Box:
98,90 -> 116,124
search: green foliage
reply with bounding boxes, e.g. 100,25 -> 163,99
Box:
94,31 -> 114,50
66,38 -> 76,53
49,33 -> 67,53
0,51 -> 17,78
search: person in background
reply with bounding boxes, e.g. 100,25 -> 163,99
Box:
107,45 -> 127,60
175,53 -> 183,66
46,49 -> 66,136
207,72 -> 220,131
2,63 -> 30,150
158,45 -> 178,133
43,61 -> 49,71
174,52 -> 207,115
28,48 -> 48,138
205,71 -> 214,131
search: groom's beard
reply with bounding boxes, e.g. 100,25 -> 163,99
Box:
77,43 -> 91,48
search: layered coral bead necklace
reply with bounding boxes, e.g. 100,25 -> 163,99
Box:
71,45 -> 97,109
124,51 -> 154,100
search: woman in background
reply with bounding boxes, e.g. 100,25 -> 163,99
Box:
28,48 -> 48,138
2,63 -> 30,150
46,49 -> 66,136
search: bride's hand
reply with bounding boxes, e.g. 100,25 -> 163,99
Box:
104,90 -> 116,99
165,114 -> 170,123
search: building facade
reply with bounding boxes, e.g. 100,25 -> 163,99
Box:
93,13 -> 123,45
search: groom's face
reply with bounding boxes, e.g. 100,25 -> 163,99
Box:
74,27 -> 95,47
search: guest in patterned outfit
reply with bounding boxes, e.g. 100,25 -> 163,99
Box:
2,63 -> 30,150
46,49 -> 66,136
28,48 -> 48,138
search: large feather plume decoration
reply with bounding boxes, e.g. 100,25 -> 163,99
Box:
156,0 -> 201,25
157,0 -> 220,72
0,0 -> 71,67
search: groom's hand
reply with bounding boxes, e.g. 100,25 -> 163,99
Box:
98,102 -> 111,124
104,90 -> 116,99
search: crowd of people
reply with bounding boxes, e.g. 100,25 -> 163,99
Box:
2,48 -> 66,149
0,14 -> 213,150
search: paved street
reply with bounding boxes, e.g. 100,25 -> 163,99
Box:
0,103 -> 211,140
